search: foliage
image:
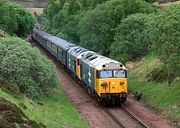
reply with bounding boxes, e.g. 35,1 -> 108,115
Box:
44,0 -> 81,42
44,0 -> 155,48
44,0 -> 109,42
146,5 -> 180,81
110,14 -> 151,62
0,37 -> 59,100
79,0 -> 109,9
78,0 -> 155,56
0,0 -> 35,37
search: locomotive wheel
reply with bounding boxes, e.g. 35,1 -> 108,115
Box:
102,99 -> 107,106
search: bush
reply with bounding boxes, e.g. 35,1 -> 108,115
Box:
0,0 -> 35,37
146,5 -> 180,82
110,14 -> 151,62
0,37 -> 59,100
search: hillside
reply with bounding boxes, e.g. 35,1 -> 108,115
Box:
0,86 -> 89,128
127,54 -> 180,126
0,97 -> 45,127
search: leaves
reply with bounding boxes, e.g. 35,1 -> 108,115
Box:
0,1 -> 35,37
110,14 -> 151,61
0,37 -> 59,100
78,0 -> 155,56
146,5 -> 180,79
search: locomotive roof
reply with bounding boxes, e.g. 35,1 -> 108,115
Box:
80,51 -> 125,70
33,29 -> 76,50
68,46 -> 97,60
68,46 -> 88,57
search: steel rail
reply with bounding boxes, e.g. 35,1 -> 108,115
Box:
102,107 -> 126,128
121,105 -> 149,128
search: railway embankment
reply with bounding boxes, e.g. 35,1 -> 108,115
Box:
0,96 -> 45,128
127,54 -> 180,127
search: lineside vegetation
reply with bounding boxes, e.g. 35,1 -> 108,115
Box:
0,1 -> 90,127
0,37 -> 59,100
43,0 -> 179,82
0,0 -> 35,37
43,0 -> 180,125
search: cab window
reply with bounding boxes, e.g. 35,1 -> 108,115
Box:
98,70 -> 112,78
114,70 -> 126,78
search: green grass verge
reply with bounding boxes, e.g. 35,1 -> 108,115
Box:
0,87 -> 90,128
128,54 -> 180,124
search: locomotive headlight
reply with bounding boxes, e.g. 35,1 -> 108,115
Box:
119,81 -> 124,85
112,82 -> 115,85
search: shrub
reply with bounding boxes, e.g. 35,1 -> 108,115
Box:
0,37 -> 59,100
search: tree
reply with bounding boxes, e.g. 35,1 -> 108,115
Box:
78,0 -> 155,56
0,1 -> 35,37
146,5 -> 180,82
110,14 -> 151,61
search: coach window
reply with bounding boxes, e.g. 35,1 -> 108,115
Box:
47,41 -> 51,48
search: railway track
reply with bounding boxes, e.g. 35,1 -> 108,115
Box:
102,106 -> 149,128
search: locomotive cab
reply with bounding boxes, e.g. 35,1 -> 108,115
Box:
95,62 -> 128,104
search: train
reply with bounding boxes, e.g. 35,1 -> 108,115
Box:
31,28 -> 128,105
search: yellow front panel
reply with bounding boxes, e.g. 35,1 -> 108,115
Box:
76,59 -> 81,80
96,78 -> 128,96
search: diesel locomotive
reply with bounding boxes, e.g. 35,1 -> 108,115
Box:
31,28 -> 128,105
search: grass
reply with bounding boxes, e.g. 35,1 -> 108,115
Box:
0,87 -> 90,128
128,53 -> 180,125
